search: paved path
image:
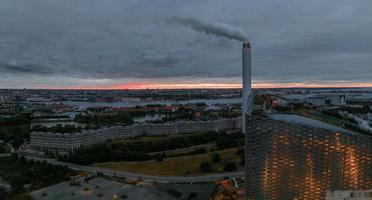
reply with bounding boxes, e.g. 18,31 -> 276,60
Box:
0,176 -> 11,191
7,143 -> 15,153
24,156 -> 243,183
0,153 -> 11,157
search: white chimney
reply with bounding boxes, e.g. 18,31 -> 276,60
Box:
242,41 -> 251,134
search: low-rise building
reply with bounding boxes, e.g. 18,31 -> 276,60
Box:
304,94 -> 346,106
326,190 -> 372,200
30,118 -> 241,153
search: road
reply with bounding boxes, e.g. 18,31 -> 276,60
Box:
7,143 -> 15,153
24,156 -> 244,183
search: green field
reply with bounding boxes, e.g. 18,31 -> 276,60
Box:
310,112 -> 343,126
297,109 -> 343,127
148,142 -> 216,157
94,148 -> 242,176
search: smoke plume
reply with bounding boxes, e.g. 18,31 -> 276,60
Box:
168,17 -> 248,42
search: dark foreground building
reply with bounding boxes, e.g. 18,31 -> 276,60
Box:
245,117 -> 372,199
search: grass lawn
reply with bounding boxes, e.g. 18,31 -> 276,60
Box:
148,142 -> 216,157
113,135 -> 168,143
93,148 -> 242,176
310,112 -> 343,126
297,109 -> 343,127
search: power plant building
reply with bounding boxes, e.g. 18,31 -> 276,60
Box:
245,117 -> 372,199
239,42 -> 372,199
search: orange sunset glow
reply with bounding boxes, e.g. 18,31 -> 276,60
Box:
59,82 -> 372,90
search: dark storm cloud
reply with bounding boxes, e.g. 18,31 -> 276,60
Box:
0,0 -> 372,87
0,62 -> 54,75
131,55 -> 179,69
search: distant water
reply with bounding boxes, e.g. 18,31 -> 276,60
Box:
355,93 -> 372,99
285,92 -> 372,100
61,98 -> 242,109
284,94 -> 316,100
31,121 -> 84,128
134,114 -> 166,123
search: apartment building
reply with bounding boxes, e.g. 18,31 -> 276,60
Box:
30,118 -> 241,152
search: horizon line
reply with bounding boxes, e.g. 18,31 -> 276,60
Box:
2,82 -> 372,90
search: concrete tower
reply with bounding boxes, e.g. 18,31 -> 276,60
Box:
243,41 -> 252,200
242,41 -> 251,134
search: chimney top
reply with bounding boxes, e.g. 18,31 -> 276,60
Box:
243,42 -> 251,48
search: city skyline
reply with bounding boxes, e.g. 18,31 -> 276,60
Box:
42,82 -> 372,90
1,0 -> 372,89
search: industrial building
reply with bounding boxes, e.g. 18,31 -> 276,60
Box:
304,94 -> 347,106
239,40 -> 372,200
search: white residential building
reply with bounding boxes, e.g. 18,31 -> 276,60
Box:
30,118 -> 241,153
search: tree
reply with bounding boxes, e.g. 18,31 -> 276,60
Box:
0,187 -> 6,200
190,147 -> 207,155
223,161 -> 237,172
65,132 -> 221,164
155,153 -> 164,162
12,193 -> 35,200
10,153 -> 19,161
236,148 -> 244,155
240,155 -> 244,166
200,161 -> 212,172
211,153 -> 221,163
0,145 -> 7,153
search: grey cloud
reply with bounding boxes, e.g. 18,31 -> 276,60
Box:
0,0 -> 372,87
132,54 -> 179,69
0,62 -> 54,75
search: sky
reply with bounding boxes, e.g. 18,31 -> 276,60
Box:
0,0 -> 372,89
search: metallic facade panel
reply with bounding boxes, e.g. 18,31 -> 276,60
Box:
246,117 -> 372,200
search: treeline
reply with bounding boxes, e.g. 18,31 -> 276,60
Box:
0,126 -> 29,148
74,112 -> 134,125
321,110 -> 344,119
216,133 -> 244,149
255,95 -> 272,106
344,123 -> 372,135
63,131 -> 244,165
112,132 -> 220,153
0,154 -> 76,198
32,124 -> 83,133
321,109 -> 361,124
32,115 -> 70,119
339,105 -> 371,114
0,114 -> 31,148
87,107 -> 147,116
0,114 -> 31,126
0,145 -> 7,153
200,148 -> 244,173
274,103 -> 310,113
320,109 -> 372,135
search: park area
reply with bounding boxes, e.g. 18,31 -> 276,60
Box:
94,147 -> 243,176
